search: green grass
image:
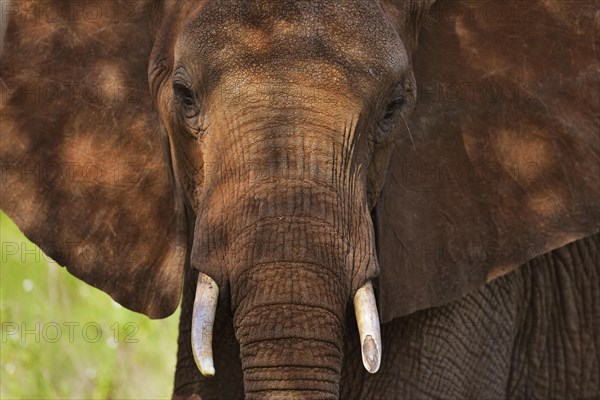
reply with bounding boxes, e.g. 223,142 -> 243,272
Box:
0,211 -> 180,399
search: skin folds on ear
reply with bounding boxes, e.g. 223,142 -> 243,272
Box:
376,0 -> 600,322
0,0 -> 187,318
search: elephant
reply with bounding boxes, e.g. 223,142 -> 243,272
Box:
1,0 -> 598,399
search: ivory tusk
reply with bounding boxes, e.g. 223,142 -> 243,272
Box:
191,272 -> 219,377
353,280 -> 382,373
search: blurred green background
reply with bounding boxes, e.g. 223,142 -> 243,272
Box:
0,211 -> 180,399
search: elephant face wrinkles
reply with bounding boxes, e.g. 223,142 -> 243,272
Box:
149,1 -> 414,294
151,0 -> 415,206
147,1 -> 412,392
3,0 -> 599,398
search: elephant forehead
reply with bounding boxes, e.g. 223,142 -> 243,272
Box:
214,62 -> 364,109
178,0 -> 406,96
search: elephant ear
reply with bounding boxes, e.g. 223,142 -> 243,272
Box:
0,0 -> 187,318
376,0 -> 600,322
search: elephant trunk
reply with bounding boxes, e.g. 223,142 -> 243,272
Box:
190,177 -> 383,397
225,208 -> 351,398
190,110 -> 381,397
233,261 -> 345,399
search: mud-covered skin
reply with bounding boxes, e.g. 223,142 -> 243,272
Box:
340,233 -> 600,399
157,2 -> 422,397
1,0 -> 598,398
174,234 -> 599,399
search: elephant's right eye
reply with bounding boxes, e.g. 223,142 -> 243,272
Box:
173,83 -> 198,117
174,83 -> 194,105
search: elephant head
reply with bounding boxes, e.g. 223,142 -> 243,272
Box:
1,0 -> 598,398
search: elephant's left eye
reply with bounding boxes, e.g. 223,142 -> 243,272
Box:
375,86 -> 408,143
377,92 -> 406,139
383,95 -> 405,120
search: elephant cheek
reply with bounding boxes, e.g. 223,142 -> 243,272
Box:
189,214 -> 227,288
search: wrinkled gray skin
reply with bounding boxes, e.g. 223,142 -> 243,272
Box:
1,0 -> 597,398
174,234 -> 599,399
